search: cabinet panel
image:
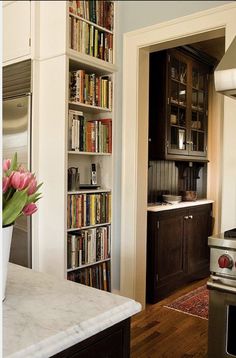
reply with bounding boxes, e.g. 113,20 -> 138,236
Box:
146,209 -> 186,303
3,1 -> 31,63
149,48 -> 213,161
185,205 -> 211,277
157,215 -> 184,282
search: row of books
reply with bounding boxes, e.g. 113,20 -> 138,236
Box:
67,192 -> 111,229
69,17 -> 113,63
67,225 -> 111,269
69,1 -> 114,31
70,70 -> 112,110
68,109 -> 112,153
67,261 -> 111,291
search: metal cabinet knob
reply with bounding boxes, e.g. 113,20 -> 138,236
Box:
184,216 -> 189,220
188,215 -> 193,219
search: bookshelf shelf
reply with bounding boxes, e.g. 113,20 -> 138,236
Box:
68,101 -> 111,113
67,189 -> 111,194
68,51 -> 118,74
67,223 -> 111,233
67,258 -> 111,272
68,151 -> 111,156
69,12 -> 113,35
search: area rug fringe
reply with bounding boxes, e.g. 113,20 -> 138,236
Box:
163,305 -> 208,320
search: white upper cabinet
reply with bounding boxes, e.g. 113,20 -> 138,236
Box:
3,1 -> 31,63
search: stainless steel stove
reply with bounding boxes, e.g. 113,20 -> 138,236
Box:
207,229 -> 236,358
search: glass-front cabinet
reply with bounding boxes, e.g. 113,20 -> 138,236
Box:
149,48 -> 212,161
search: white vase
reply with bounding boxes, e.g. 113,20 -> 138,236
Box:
2,225 -> 13,301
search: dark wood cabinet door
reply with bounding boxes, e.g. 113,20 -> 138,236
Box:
157,213 -> 185,283
146,210 -> 186,303
184,204 -> 212,278
188,59 -> 209,158
167,50 -> 189,157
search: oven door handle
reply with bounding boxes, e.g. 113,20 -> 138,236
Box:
207,279 -> 236,294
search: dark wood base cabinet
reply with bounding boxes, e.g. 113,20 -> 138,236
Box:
51,318 -> 130,358
146,204 -> 212,303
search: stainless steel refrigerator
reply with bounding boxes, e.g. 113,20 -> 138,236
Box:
3,83 -> 32,268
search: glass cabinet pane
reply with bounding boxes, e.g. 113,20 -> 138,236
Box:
179,61 -> 187,83
191,111 -> 200,129
191,130 -> 205,152
192,89 -> 198,109
170,106 -> 186,127
192,68 -> 198,88
198,91 -> 204,111
198,132 -> 204,151
179,84 -> 186,106
171,81 -> 179,104
170,106 -> 178,124
179,108 -> 186,127
171,127 -> 186,150
199,72 -> 205,90
171,57 -> 179,80
199,113 -> 204,131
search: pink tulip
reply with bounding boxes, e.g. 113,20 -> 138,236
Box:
3,159 -> 11,172
23,203 -> 38,216
2,176 -> 10,193
11,171 -> 32,191
18,165 -> 26,173
27,176 -> 37,195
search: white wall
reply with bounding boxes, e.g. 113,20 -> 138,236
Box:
113,1 -> 232,290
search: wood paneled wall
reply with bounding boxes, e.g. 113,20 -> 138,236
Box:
148,160 -> 207,203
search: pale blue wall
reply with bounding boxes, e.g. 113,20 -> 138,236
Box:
113,1 -> 232,290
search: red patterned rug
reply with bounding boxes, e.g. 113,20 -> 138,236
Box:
164,285 -> 209,320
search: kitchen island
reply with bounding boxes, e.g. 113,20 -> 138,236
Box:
3,264 -> 141,358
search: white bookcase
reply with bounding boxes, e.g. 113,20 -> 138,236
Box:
35,1 -> 117,291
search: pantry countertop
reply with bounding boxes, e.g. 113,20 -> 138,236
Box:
148,199 -> 213,212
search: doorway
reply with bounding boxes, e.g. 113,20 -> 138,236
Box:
120,3 -> 236,308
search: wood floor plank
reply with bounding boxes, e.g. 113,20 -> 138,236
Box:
131,279 -> 208,358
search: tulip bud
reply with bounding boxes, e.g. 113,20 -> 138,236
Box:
23,203 -> 38,216
3,159 -> 11,172
2,176 -> 10,193
28,177 -> 37,195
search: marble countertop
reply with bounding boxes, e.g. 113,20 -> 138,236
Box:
3,264 -> 141,358
148,199 -> 214,212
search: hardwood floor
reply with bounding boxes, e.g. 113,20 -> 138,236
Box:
131,279 -> 208,358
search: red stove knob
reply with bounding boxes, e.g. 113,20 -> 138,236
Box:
218,254 -> 233,269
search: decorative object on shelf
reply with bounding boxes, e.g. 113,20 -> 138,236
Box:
68,167 -> 80,191
2,153 -> 42,300
181,190 -> 197,202
162,194 -> 182,204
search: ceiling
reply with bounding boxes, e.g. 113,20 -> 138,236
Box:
191,37 -> 225,62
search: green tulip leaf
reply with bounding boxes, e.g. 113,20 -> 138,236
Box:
3,189 -> 28,226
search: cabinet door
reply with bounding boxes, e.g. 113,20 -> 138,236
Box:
167,51 -> 189,156
185,205 -> 211,277
188,61 -> 208,157
146,210 -> 186,302
157,212 -> 185,282
3,1 -> 31,63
